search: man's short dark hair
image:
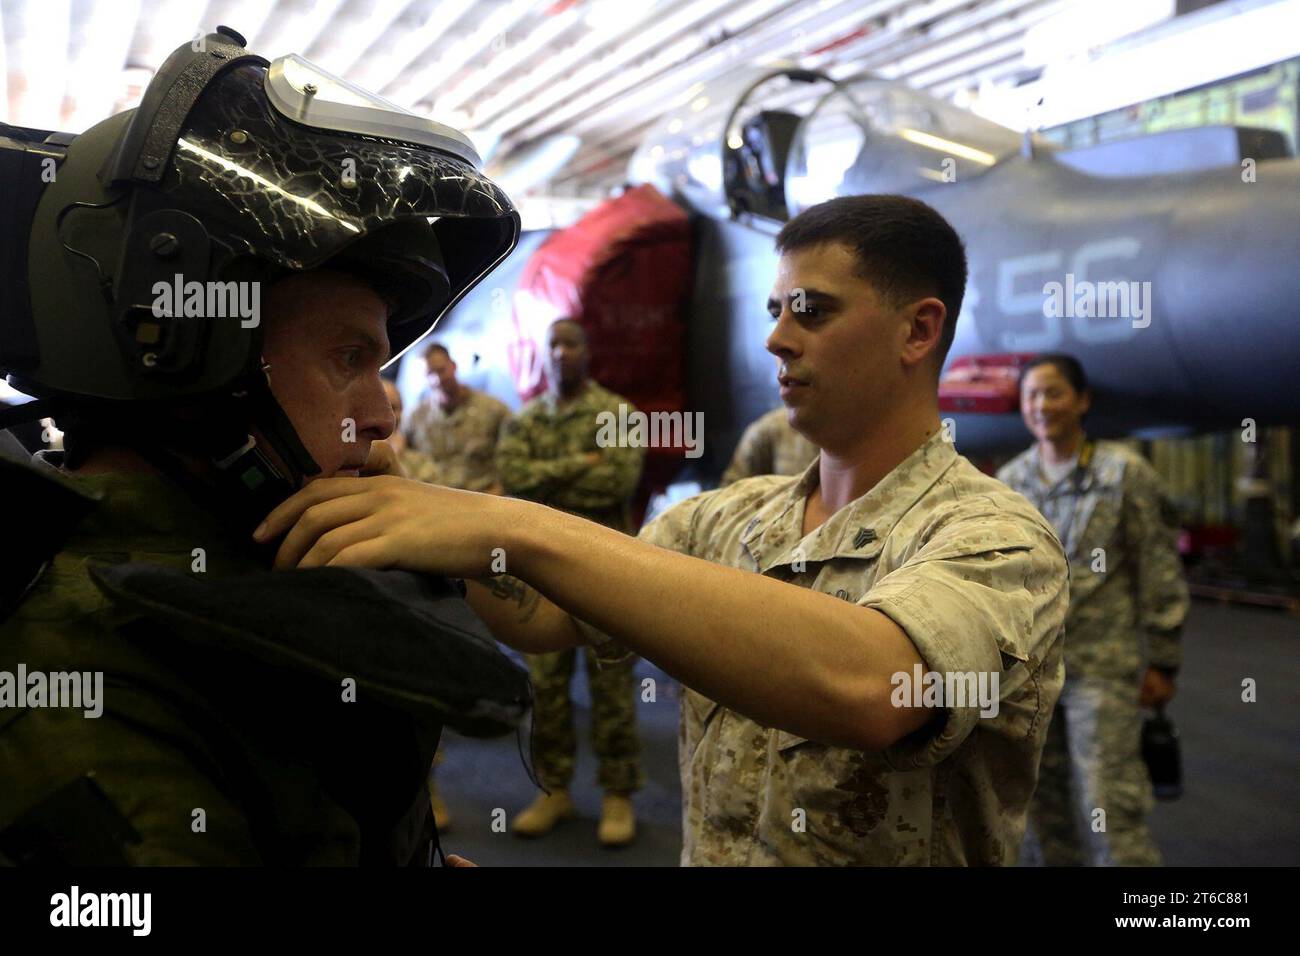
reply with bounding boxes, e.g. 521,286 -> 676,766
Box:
1018,353 -> 1089,395
548,317 -> 587,345
423,342 -> 450,362
775,195 -> 968,367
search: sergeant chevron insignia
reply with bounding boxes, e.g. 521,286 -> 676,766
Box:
853,527 -> 877,549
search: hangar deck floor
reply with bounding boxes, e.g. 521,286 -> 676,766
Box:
434,599 -> 1299,866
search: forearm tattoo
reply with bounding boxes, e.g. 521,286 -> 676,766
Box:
485,574 -> 541,624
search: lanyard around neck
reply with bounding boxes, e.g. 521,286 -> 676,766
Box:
1034,439 -> 1094,558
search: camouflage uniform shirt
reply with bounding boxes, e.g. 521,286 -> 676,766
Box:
397,446 -> 440,485
496,381 -> 644,531
639,430 -> 1069,865
720,407 -> 820,486
406,386 -> 510,492
997,439 -> 1188,677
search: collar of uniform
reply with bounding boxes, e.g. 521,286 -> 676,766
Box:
1031,435 -> 1099,494
538,379 -> 600,418
441,383 -> 472,413
35,451 -> 246,554
741,429 -> 958,573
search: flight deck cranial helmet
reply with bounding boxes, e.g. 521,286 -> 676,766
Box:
0,26 -> 520,523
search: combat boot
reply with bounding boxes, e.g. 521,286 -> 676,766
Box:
512,790 -> 574,837
597,792 -> 636,847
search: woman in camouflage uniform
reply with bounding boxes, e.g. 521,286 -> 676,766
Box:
998,354 -> 1189,866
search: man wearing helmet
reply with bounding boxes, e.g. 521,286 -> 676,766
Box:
0,28 -> 522,865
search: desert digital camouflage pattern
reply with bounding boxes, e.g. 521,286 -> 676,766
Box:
639,430 -> 1069,865
720,407 -> 820,486
406,386 -> 511,492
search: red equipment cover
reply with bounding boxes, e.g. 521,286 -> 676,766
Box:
939,353 -> 1040,414
508,185 -> 692,511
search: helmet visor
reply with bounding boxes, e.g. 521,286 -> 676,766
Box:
157,61 -> 518,359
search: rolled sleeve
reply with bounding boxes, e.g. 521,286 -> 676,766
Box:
636,491 -> 712,555
859,511 -> 1066,770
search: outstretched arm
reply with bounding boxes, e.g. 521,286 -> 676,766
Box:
256,477 -> 932,750
462,575 -> 587,654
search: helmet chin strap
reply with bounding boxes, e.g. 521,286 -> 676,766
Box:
2,362 -> 322,541
122,379 -> 318,553
0,363 -> 323,549
154,367 -> 322,542
243,362 -> 322,486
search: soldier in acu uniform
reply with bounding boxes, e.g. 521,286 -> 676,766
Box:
259,195 -> 1071,866
495,318 -> 645,846
999,354 -> 1189,866
0,29 -> 523,865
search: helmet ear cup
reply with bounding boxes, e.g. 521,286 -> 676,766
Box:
112,209 -> 214,382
